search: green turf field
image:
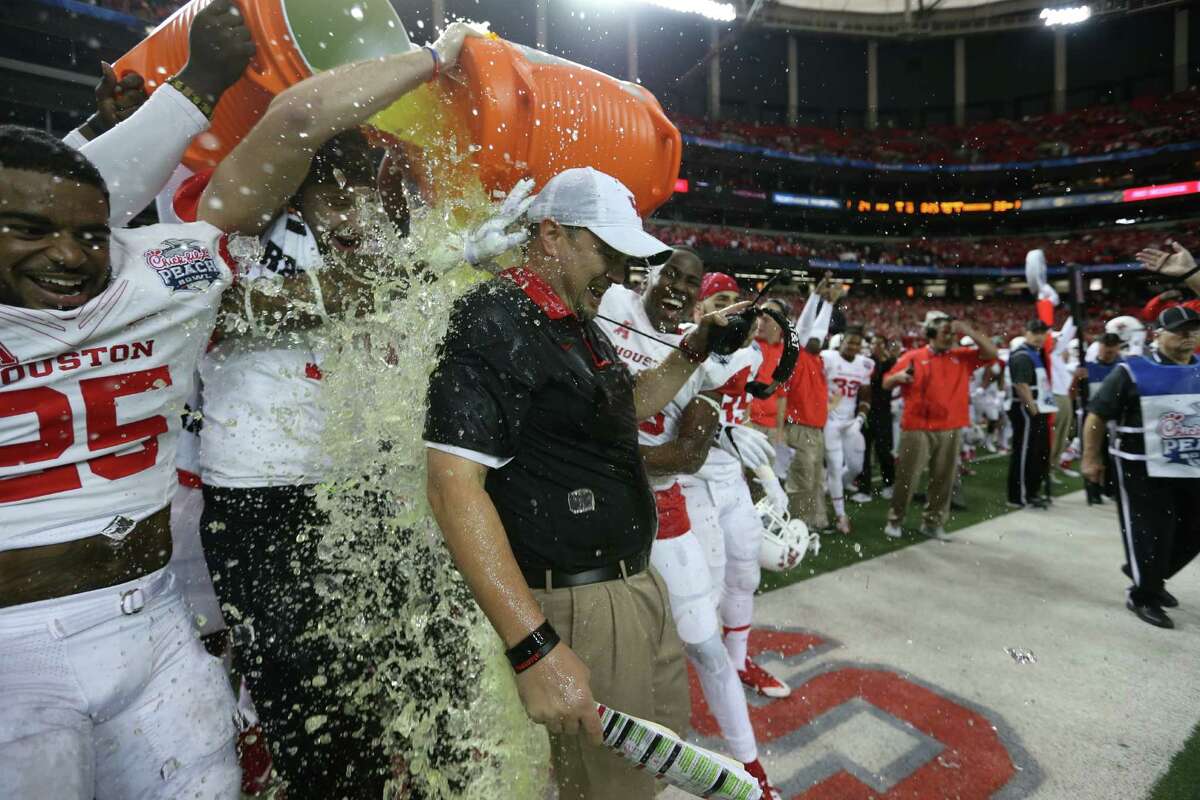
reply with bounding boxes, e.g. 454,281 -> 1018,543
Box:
760,454 -> 1085,593
1149,721 -> 1200,800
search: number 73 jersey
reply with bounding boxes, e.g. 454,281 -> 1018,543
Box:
0,222 -> 234,550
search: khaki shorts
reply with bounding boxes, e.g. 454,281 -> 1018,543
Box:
532,568 -> 688,800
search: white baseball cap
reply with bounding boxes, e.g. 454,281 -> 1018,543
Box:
923,310 -> 950,327
525,167 -> 671,259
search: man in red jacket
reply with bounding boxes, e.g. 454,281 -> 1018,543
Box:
883,312 -> 997,539
778,280 -> 842,531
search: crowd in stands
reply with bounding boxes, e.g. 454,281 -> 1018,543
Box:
830,296 -> 1077,344
678,88 -> 1200,165
86,0 -> 177,22
651,220 -> 1200,269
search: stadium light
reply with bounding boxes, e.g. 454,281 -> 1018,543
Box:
1040,6 -> 1091,26
599,0 -> 737,22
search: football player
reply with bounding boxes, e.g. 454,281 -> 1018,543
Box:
596,252 -> 784,799
821,325 -> 873,534
0,24 -> 483,799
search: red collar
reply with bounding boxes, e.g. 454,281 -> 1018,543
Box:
501,267 -> 574,320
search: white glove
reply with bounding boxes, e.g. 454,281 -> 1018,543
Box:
430,20 -> 490,71
849,414 -> 865,436
753,465 -> 788,516
1037,283 -> 1060,307
462,177 -> 536,268
716,424 -> 774,470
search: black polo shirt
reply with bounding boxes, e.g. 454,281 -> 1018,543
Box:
424,268 -> 657,574
869,357 -> 896,418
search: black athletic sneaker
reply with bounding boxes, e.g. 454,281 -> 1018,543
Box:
1120,565 -> 1178,608
1126,598 -> 1174,629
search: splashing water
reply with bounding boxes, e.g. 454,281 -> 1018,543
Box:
225,148 -> 547,797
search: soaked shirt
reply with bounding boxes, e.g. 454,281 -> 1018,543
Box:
424,270 -> 656,573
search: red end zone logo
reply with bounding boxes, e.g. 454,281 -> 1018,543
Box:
689,629 -> 1040,799
143,238 -> 222,292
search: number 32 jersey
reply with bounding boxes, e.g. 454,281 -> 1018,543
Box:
0,222 -> 234,550
822,350 -> 875,423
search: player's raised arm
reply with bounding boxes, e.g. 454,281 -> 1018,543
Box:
76,0 -> 254,227
197,22 -> 484,238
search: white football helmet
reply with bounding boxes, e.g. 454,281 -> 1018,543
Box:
1105,315 -> 1147,354
756,498 -> 819,572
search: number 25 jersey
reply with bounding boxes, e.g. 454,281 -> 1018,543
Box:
0,222 -> 234,550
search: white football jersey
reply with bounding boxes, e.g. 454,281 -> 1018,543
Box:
0,222 -> 233,550
822,350 -> 874,423
693,344 -> 764,485
197,211 -> 328,488
597,287 -> 710,488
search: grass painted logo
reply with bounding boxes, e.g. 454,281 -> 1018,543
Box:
1157,402 -> 1200,466
143,238 -> 222,292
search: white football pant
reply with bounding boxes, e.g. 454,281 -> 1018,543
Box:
677,475 -> 763,674
0,570 -> 241,800
651,533 -> 757,764
823,420 -> 866,517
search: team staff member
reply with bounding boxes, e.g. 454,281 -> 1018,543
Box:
777,279 -> 838,530
749,298 -> 789,467
1078,325 -> 1127,502
424,168 -> 745,800
1083,307 -> 1200,629
883,312 -> 997,539
857,334 -> 898,500
1006,320 -> 1056,509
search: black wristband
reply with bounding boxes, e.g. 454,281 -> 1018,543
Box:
1179,265 -> 1200,282
506,620 -> 560,673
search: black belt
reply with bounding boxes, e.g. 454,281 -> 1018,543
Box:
522,551 -> 649,590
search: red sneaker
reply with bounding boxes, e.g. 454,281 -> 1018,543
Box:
738,658 -> 791,699
237,724 -> 275,796
743,758 -> 783,800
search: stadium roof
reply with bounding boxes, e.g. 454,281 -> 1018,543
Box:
754,0 -> 1186,38
773,0 -> 1010,11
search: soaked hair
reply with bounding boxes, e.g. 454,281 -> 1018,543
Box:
843,324 -> 865,339
0,125 -> 108,204
302,129 -> 382,192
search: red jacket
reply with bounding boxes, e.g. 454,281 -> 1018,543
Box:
783,349 -> 827,429
749,338 -> 784,428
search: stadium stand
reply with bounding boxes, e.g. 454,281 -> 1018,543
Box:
677,87 -> 1200,166
650,220 -> 1200,269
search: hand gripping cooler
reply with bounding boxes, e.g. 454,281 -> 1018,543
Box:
113,0 -> 414,170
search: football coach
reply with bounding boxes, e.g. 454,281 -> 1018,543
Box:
424,168 -> 746,799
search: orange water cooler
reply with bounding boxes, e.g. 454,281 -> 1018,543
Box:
114,0 -> 680,214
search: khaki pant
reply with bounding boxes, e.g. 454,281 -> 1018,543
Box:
888,428 -> 962,530
1051,394 -> 1073,468
784,423 -> 827,530
531,568 -> 688,800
